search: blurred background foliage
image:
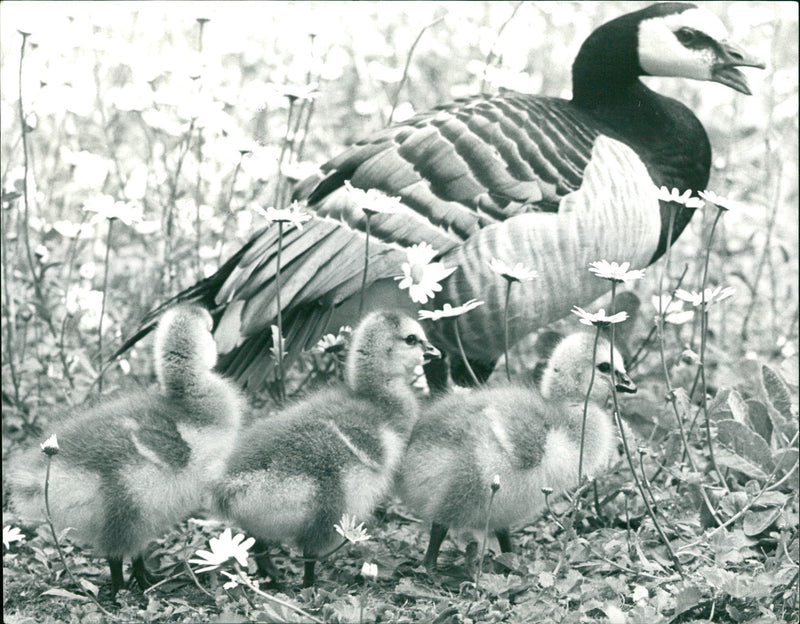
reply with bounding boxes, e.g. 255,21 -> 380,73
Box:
0,1 -> 797,429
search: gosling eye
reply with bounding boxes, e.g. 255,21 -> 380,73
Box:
404,334 -> 419,346
597,362 -> 611,373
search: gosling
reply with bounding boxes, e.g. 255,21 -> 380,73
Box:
8,305 -> 243,595
214,311 -> 439,587
399,332 -> 636,572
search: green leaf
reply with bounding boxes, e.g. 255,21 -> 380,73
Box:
745,400 -> 772,444
762,365 -> 793,421
40,588 -> 88,601
743,507 -> 782,536
716,419 -> 775,480
773,448 -> 799,491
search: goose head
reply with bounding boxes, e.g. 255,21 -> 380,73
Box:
153,305 -> 217,387
345,311 -> 440,393
573,3 -> 765,103
539,332 -> 636,403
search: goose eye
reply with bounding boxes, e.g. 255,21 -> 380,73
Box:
675,27 -> 701,47
404,335 -> 419,346
597,362 -> 611,373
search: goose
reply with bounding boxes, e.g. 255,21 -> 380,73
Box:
398,332 -> 636,572
116,3 -> 763,390
8,305 -> 243,596
213,311 -> 439,587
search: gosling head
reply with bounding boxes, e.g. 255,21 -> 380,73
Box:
539,333 -> 636,403
345,311 -> 440,394
153,305 -> 217,387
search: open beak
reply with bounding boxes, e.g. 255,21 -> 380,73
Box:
614,371 -> 637,394
711,41 -> 766,95
422,342 -> 441,362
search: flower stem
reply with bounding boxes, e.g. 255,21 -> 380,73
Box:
358,214 -> 371,320
657,207 -> 721,524
698,208 -> 729,490
608,282 -> 684,577
234,564 -> 323,623
503,282 -> 512,382
275,221 -> 285,402
474,485 -> 498,599
97,218 -> 114,393
578,328 -> 601,486
454,318 -> 480,386
44,458 -> 120,620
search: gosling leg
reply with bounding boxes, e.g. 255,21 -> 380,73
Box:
422,523 -> 449,573
108,557 -> 124,596
302,547 -> 317,587
495,527 -> 513,553
130,555 -> 160,589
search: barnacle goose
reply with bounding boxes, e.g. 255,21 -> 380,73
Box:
117,3 -> 763,390
214,311 -> 438,587
398,332 -> 635,572
8,305 -> 244,596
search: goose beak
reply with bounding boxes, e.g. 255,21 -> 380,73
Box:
422,342 -> 441,362
614,371 -> 637,394
712,41 -> 766,95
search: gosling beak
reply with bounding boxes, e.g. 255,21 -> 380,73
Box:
422,342 -> 441,362
711,41 -> 766,95
614,371 -> 637,394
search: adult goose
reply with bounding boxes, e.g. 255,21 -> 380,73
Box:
118,3 -> 763,389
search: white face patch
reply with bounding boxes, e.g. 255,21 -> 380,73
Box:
638,8 -> 729,80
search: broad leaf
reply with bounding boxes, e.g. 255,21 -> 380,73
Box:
745,399 -> 772,445
716,419 -> 775,480
41,588 -> 88,601
762,364 -> 793,422
743,507 -> 782,536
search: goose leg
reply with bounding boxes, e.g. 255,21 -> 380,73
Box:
108,557 -> 124,596
422,523 -> 449,573
495,528 -> 513,553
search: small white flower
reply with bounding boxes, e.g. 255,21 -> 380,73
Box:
418,300 -> 485,321
360,561 -> 378,580
491,475 -> 501,492
252,201 -> 312,230
272,82 -> 320,101
188,528 -> 255,573
655,186 -> 705,209
651,295 -> 694,325
3,525 -> 26,549
698,189 -> 741,212
395,243 -> 457,304
588,260 -> 646,284
344,180 -> 404,216
40,434 -> 59,456
675,286 -> 736,308
220,570 -> 240,590
312,326 -> 351,355
83,195 -> 144,226
34,244 -> 49,263
572,306 -> 629,327
334,514 -> 371,544
488,258 -> 537,283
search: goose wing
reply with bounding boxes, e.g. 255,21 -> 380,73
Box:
118,92 -> 663,386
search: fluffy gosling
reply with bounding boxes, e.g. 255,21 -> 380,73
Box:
214,311 -> 439,587
399,332 -> 636,572
8,305 -> 243,595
